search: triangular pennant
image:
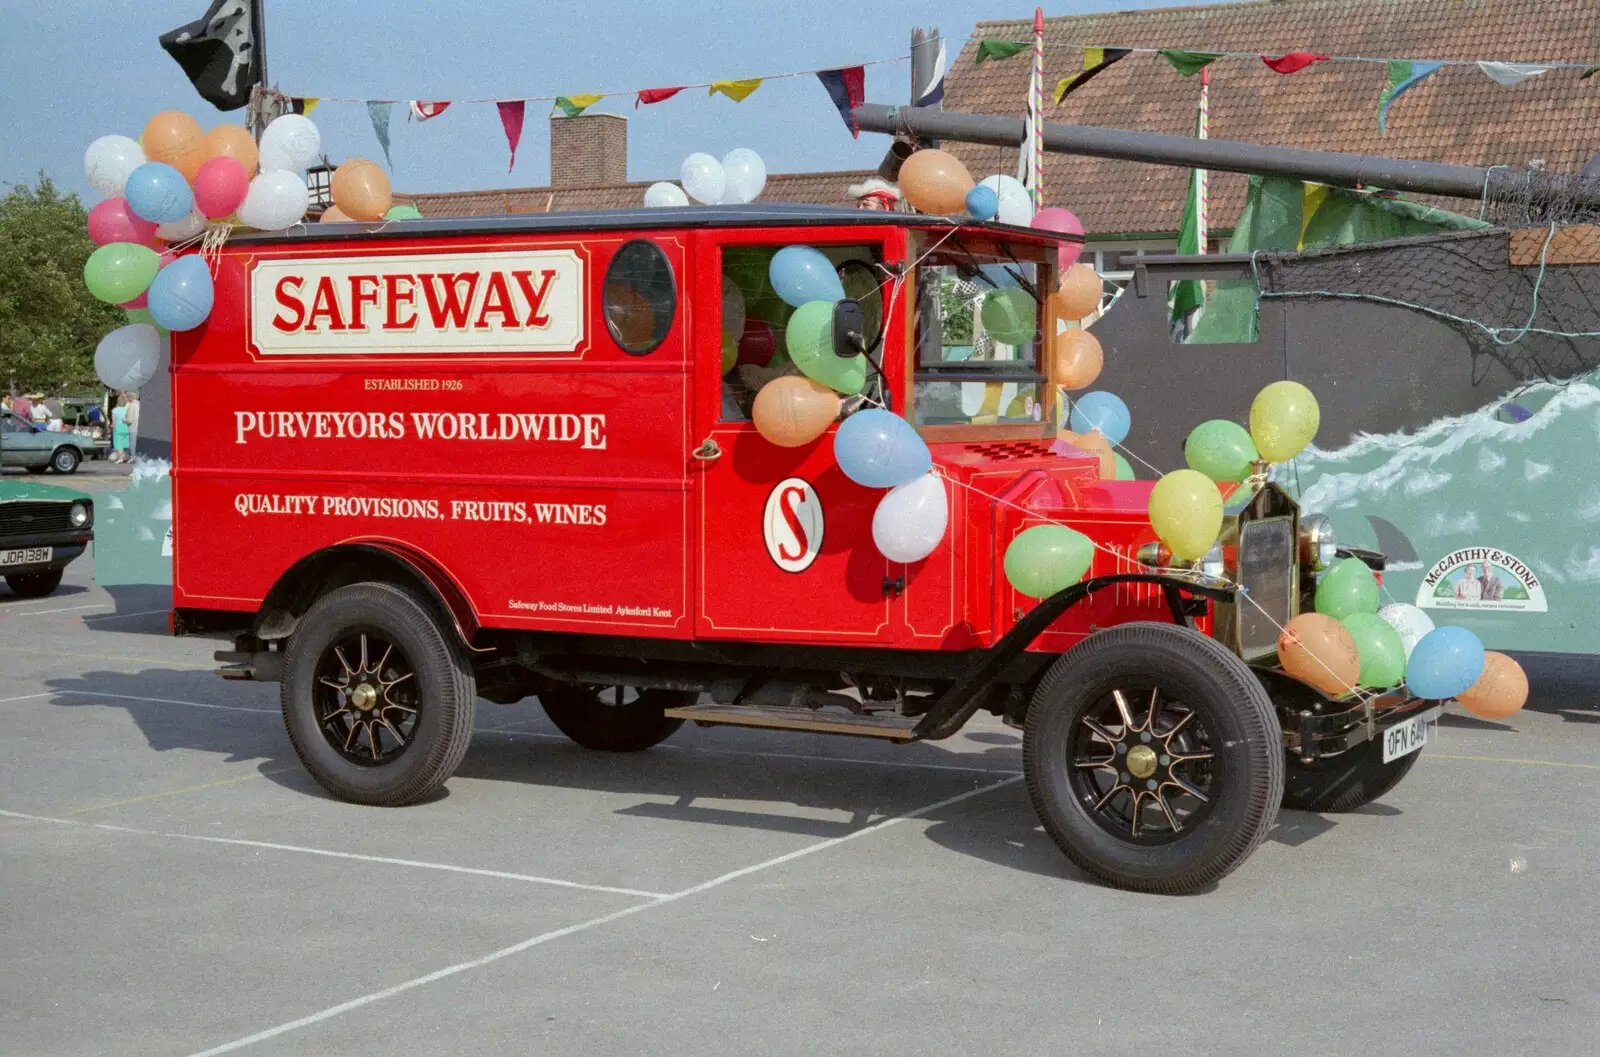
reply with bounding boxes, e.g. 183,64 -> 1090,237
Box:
1378,59 -> 1443,133
709,78 -> 763,103
636,87 -> 684,107
1261,52 -> 1329,74
287,96 -> 319,116
816,66 -> 866,138
409,100 -> 451,121
496,100 -> 525,172
975,40 -> 1029,65
366,102 -> 394,169
1584,65 -> 1600,80
1053,47 -> 1130,104
1477,61 -> 1554,86
1161,49 -> 1222,77
552,94 -> 604,118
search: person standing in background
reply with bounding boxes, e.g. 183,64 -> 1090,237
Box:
110,394 -> 130,463
11,392 -> 30,421
126,392 -> 140,455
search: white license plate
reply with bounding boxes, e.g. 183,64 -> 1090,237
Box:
0,546 -> 51,568
1381,712 -> 1432,763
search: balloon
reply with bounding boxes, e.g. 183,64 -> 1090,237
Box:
720,332 -> 738,374
87,199 -> 157,247
1069,391 -> 1131,445
146,254 -> 214,331
1249,380 -> 1321,462
84,135 -> 146,198
721,275 -> 746,338
141,111 -> 207,183
319,205 -> 351,223
979,287 -> 1036,345
1053,330 -> 1103,390
1148,468 -> 1223,561
1341,613 -> 1407,688
721,148 -> 767,204
156,209 -> 207,242
1112,452 -> 1136,480
94,324 -> 162,391
769,245 -> 846,308
1004,524 -> 1095,599
258,114 -> 322,173
643,181 -> 688,207
751,375 -> 841,447
384,204 -> 424,220
977,174 -> 1032,225
1184,419 -> 1259,483
966,184 -> 998,220
873,472 -> 949,563
331,159 -> 391,222
193,156 -> 250,219
124,162 -> 194,223
1032,206 -> 1086,270
1457,652 -> 1529,720
1314,556 -> 1380,620
237,170 -> 310,230
898,149 -> 975,215
119,250 -> 176,311
1057,429 -> 1116,479
84,242 -> 160,304
787,301 -> 866,395
1377,603 -> 1435,661
736,317 -> 776,367
205,124 -> 258,176
1277,613 -> 1361,697
1406,626 -> 1486,700
1054,264 -> 1102,322
680,153 -> 726,205
833,409 -> 931,488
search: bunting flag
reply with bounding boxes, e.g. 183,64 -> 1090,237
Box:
552,94 -> 603,118
1171,69 -> 1210,323
1378,59 -> 1443,133
1262,52 -> 1330,74
1053,47 -> 1130,103
1026,8 -> 1046,207
635,86 -> 684,107
976,40 -> 1029,65
1583,65 -> 1600,80
409,100 -> 451,121
816,67 -> 866,137
913,33 -> 947,106
1161,49 -> 1222,77
709,78 -> 764,102
496,100 -> 525,172
1477,61 -> 1554,86
159,0 -> 261,111
287,97 -> 319,116
366,101 -> 393,168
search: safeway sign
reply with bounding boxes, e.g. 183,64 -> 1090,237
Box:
250,250 -> 586,355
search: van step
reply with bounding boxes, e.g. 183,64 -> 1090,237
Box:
662,703 -> 919,741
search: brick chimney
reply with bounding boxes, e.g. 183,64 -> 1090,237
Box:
549,114 -> 628,188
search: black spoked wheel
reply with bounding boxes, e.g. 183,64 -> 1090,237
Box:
1068,685 -> 1217,843
540,685 -> 691,752
313,630 -> 421,765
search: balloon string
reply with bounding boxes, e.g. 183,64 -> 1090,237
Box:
1112,439 -> 1165,478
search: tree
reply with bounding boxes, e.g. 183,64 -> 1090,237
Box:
0,174 -> 123,395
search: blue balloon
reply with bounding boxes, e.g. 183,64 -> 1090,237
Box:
769,245 -> 846,309
147,255 -> 214,331
124,162 -> 195,223
1405,625 -> 1486,700
1069,391 -> 1131,446
966,184 -> 998,221
833,409 -> 931,488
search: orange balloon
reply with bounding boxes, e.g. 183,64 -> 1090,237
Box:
1277,613 -> 1361,697
206,125 -> 259,176
1457,651 -> 1529,720
898,149 -> 975,215
330,158 -> 392,222
1055,264 -> 1103,321
1053,330 -> 1103,390
752,375 -> 841,447
142,110 -> 208,183
319,205 -> 351,223
1058,428 -> 1116,479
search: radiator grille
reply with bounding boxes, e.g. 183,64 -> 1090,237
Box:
0,502 -> 72,537
1237,516 -> 1294,660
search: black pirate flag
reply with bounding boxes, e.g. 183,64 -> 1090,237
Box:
159,0 -> 261,111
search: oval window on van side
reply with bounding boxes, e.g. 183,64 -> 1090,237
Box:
603,240 -> 676,355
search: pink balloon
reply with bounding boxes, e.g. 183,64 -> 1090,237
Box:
1033,206 -> 1086,270
193,156 -> 250,219
87,198 -> 158,247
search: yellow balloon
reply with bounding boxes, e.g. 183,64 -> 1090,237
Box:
1148,469 -> 1224,561
1249,380 -> 1320,462
721,332 -> 738,374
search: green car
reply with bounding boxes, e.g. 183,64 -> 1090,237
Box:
0,478 -> 94,598
1,412 -> 99,474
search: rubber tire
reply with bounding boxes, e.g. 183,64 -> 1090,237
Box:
50,447 -> 80,474
1024,622 -> 1285,895
5,569 -> 64,598
281,582 -> 476,806
540,686 -> 691,752
1282,741 -> 1422,813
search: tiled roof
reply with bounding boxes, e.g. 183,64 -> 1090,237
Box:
398,170 -> 877,218
943,0 -> 1600,237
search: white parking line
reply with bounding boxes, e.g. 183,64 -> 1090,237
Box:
179,773 -> 1024,1057
0,603 -> 105,617
66,689 -> 278,715
83,608 -> 169,622
0,692 -> 51,705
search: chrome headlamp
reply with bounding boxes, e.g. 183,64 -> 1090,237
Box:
1299,513 -> 1336,571
70,502 -> 90,528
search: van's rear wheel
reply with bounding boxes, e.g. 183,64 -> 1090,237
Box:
1024,622 -> 1284,894
540,685 -> 690,751
281,582 -> 475,805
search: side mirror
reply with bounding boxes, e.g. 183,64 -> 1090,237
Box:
831,299 -> 866,358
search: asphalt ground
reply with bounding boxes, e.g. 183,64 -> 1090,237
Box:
2,553 -> 1598,1056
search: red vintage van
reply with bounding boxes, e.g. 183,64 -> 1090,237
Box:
173,205 -> 1433,893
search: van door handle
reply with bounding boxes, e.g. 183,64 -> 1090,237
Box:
692,437 -> 723,462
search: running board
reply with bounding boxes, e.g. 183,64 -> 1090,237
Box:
662,703 -> 920,741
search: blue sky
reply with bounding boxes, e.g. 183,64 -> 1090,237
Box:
1,0 -> 1233,200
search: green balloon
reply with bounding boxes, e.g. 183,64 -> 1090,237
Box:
1185,419 -> 1259,483
979,287 -> 1036,345
84,242 -> 160,305
385,204 -> 423,220
1342,612 -> 1407,687
786,299 -> 865,395
1112,452 -> 1136,480
1003,524 -> 1095,599
1314,556 -> 1380,620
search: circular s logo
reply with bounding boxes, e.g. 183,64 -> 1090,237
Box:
763,477 -> 824,573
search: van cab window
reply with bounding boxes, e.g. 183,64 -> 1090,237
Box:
604,240 -> 675,355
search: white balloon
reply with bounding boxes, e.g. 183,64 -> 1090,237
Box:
872,472 -> 949,564
258,114 -> 322,173
1378,603 -> 1436,662
721,275 -> 746,337
84,135 -> 146,199
721,147 -> 767,204
979,174 -> 1034,226
95,324 -> 161,391
156,208 -> 207,241
643,181 -> 689,207
236,170 -> 310,231
680,153 -> 727,205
